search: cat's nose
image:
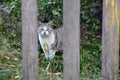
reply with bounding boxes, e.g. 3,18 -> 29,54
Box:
44,32 -> 46,35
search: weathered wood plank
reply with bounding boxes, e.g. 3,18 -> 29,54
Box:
102,0 -> 119,80
63,0 -> 80,80
22,0 -> 38,80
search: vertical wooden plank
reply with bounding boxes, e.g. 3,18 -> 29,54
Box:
63,0 -> 80,80
22,0 -> 38,80
102,0 -> 119,80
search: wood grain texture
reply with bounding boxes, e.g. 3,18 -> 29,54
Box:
102,0 -> 119,80
63,0 -> 80,80
22,0 -> 38,80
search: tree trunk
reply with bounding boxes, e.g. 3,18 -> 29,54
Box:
102,0 -> 120,80
22,0 -> 38,80
63,0 -> 80,80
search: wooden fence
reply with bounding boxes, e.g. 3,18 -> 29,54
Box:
22,0 -> 120,80
22,0 -> 38,80
102,0 -> 120,80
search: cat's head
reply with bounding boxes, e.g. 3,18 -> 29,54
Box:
38,21 -> 53,37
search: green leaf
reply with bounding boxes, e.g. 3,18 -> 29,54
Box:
52,10 -> 60,16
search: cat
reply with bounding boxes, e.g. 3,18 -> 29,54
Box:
38,21 -> 63,59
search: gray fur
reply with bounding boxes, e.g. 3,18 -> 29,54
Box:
38,21 -> 63,59
54,26 -> 63,51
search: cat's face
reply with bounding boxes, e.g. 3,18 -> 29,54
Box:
38,21 -> 53,37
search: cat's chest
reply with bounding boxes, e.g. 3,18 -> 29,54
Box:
39,34 -> 55,47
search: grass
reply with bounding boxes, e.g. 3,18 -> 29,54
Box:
0,36 -> 22,80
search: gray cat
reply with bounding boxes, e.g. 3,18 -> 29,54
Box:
38,21 -> 63,59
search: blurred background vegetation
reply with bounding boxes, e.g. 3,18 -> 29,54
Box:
0,0 -> 103,80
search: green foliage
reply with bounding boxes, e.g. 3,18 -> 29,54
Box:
80,43 -> 101,77
80,0 -> 102,43
0,0 -> 21,39
0,0 -> 22,80
80,0 -> 102,78
37,0 -> 62,27
39,52 -> 63,73
39,74 -> 63,80
0,35 -> 22,80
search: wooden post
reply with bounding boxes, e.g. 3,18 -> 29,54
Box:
102,0 -> 119,80
63,0 -> 80,80
22,0 -> 38,80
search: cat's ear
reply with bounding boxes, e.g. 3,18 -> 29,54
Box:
38,21 -> 43,26
47,21 -> 53,27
